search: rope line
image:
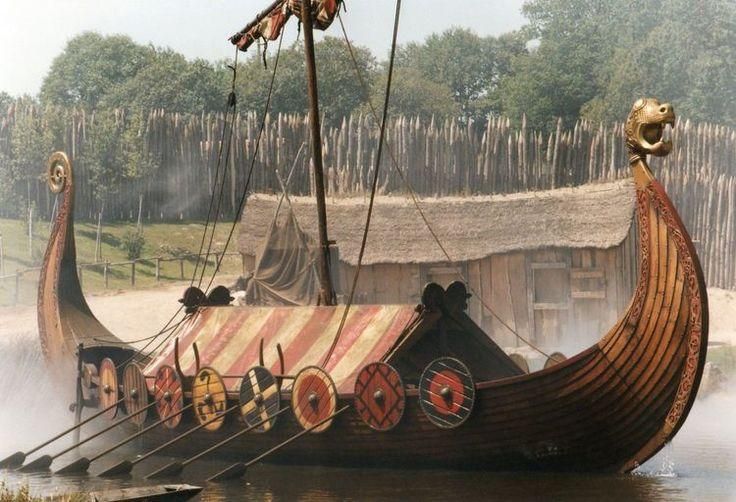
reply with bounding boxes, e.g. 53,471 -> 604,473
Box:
336,13 -> 555,361
204,28 -> 285,294
322,0 -> 402,366
196,47 -> 241,289
116,48 -> 244,367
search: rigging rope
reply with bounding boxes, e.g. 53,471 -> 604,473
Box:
193,47 -> 241,290
322,0 -> 402,366
133,36 -> 284,366
336,12 -> 556,361
111,48 -> 245,368
203,28 -> 286,294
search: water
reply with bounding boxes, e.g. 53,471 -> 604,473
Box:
1,333 -> 734,501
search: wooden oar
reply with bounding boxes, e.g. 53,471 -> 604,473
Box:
17,400 -> 157,472
146,407 -> 290,479
55,403 -> 194,475
208,405 -> 350,482
0,397 -> 125,469
99,405 -> 239,478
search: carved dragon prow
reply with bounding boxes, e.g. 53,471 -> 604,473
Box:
612,98 -> 709,471
37,152 -> 133,367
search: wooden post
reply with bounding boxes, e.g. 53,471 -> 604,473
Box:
73,344 -> 84,444
95,210 -> 103,263
0,232 -> 5,277
28,206 -> 33,259
301,0 -> 336,306
180,259 -> 185,280
136,194 -> 143,233
103,261 -> 109,289
155,258 -> 161,282
131,261 -> 136,287
15,271 -> 21,305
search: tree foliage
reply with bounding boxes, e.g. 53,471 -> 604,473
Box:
40,33 -> 152,110
235,36 -> 377,125
396,28 -> 525,120
502,0 -> 736,129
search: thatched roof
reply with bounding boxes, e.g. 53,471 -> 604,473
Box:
239,179 -> 636,266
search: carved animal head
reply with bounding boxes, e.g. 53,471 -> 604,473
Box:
625,98 -> 675,158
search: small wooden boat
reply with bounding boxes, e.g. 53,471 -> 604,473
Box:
88,484 -> 202,502
31,0 -> 707,476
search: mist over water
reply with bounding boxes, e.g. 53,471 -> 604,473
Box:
0,327 -> 734,501
0,331 -> 75,453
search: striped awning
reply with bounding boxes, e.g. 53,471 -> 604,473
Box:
144,304 -> 418,394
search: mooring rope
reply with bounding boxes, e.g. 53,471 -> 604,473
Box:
322,0 -> 402,366
336,12 -> 556,361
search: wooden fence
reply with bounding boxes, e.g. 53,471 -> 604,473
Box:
0,252 -> 244,305
1,104 -> 735,288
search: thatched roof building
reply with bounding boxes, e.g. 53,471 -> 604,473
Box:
239,180 -> 638,352
240,180 -> 635,265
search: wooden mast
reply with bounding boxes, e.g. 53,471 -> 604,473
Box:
301,0 -> 336,305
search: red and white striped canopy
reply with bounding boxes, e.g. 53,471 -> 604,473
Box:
144,304 -> 418,394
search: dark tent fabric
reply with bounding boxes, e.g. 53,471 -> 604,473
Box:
245,206 -> 319,306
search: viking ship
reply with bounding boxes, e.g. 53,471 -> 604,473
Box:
10,0 -> 708,478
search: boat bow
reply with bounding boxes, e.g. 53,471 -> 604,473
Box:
37,152 -> 132,365
602,98 -> 708,470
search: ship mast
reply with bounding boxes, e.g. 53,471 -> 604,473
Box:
300,0 -> 336,306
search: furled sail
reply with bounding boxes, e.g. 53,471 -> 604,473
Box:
245,207 -> 320,306
230,0 -> 342,51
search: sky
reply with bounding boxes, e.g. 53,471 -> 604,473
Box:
0,0 -> 527,97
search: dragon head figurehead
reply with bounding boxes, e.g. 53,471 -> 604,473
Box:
625,98 -> 675,161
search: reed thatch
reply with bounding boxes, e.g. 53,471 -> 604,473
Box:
240,179 -> 635,265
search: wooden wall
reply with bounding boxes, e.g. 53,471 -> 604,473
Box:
244,226 -> 639,352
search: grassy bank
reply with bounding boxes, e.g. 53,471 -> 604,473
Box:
0,217 -> 242,306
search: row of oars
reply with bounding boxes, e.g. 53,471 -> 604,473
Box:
0,388 -> 157,472
1,350 -> 351,482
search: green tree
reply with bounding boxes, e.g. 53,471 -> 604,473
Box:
101,50 -> 226,113
0,92 -> 12,115
40,32 -> 152,109
235,37 -> 376,124
368,67 -> 460,119
77,109 -> 126,206
502,0 -> 736,128
396,28 -> 524,119
8,98 -> 51,215
584,0 -> 736,126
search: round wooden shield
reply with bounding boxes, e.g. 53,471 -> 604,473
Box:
154,364 -> 185,429
291,366 -> 337,433
544,352 -> 567,369
192,367 -> 228,431
98,358 -> 119,419
509,353 -> 530,374
354,362 -> 405,431
239,366 -> 280,433
419,357 -> 475,429
123,362 -> 149,426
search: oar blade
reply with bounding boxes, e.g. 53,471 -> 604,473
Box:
145,461 -> 184,479
55,457 -> 91,475
0,452 -> 25,469
17,455 -> 53,472
97,459 -> 133,478
207,462 -> 246,482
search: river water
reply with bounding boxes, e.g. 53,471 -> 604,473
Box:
0,332 -> 734,501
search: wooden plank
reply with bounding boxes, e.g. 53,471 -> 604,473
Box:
570,269 -> 605,279
570,291 -> 607,299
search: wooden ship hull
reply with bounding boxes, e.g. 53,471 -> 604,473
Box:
31,97 -> 708,474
